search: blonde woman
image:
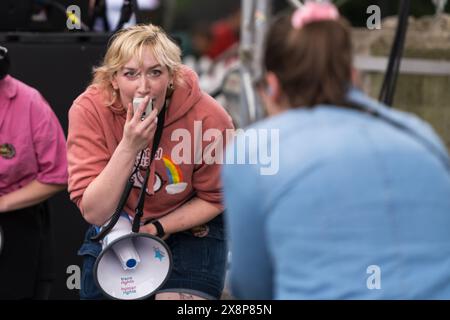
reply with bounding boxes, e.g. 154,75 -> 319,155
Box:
67,24 -> 233,300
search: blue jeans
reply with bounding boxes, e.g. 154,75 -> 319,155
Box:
78,214 -> 227,300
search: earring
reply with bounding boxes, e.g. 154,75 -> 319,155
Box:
166,82 -> 174,98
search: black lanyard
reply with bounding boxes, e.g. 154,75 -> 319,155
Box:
91,102 -> 167,241
131,103 -> 166,232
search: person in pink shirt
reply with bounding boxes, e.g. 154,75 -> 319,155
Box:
67,24 -> 234,300
0,45 -> 68,299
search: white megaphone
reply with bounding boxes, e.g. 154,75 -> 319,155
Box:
93,214 -> 172,300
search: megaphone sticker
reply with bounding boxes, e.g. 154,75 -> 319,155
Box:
154,246 -> 165,261
120,276 -> 137,296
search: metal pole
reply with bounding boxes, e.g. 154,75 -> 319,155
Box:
239,0 -> 256,125
239,0 -> 271,125
253,0 -> 271,83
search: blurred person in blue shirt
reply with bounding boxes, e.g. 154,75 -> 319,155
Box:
222,2 -> 450,300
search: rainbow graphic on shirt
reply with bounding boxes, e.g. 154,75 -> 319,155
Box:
162,156 -> 183,183
162,156 -> 188,194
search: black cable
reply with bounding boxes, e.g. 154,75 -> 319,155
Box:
114,0 -> 139,32
379,0 -> 411,106
90,166 -> 138,241
388,0 -> 410,104
90,149 -> 144,241
89,0 -> 110,31
132,104 -> 167,232
92,102 -> 167,241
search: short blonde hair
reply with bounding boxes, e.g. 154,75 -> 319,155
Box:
92,24 -> 182,104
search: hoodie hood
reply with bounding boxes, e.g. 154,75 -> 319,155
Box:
164,65 -> 202,127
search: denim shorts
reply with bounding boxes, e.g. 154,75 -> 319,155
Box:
78,214 -> 227,300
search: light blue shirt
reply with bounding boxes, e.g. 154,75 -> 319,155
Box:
223,89 -> 450,299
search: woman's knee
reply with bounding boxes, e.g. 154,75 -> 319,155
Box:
155,292 -> 207,300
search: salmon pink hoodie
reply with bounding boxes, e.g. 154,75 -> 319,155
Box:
67,66 -> 234,220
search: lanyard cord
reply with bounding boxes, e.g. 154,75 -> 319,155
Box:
379,0 -> 411,106
132,104 -> 166,232
91,101 -> 167,241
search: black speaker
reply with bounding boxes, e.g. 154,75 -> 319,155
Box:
0,0 -> 33,31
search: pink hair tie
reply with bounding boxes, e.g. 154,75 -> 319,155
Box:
291,1 -> 340,29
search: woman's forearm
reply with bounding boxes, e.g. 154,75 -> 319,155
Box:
141,197 -> 223,236
80,141 -> 138,226
0,180 -> 66,213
